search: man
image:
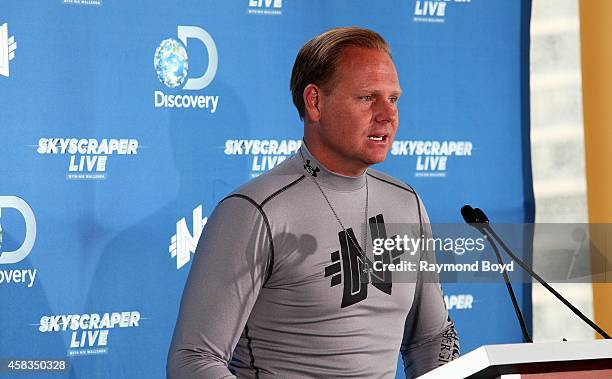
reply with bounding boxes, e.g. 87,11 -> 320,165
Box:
168,27 -> 459,378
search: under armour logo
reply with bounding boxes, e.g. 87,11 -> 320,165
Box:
324,214 -> 405,308
304,160 -> 320,177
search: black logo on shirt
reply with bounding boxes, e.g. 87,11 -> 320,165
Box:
303,160 -> 320,177
324,214 -> 405,308
438,319 -> 461,363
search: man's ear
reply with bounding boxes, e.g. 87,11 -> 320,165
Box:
303,84 -> 321,122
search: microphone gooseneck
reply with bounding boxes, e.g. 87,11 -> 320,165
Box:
462,204 -> 531,342
461,204 -> 612,340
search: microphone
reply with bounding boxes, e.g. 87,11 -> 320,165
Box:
460,205 -> 479,224
461,205 -> 532,342
462,204 -> 611,340
473,208 -> 489,223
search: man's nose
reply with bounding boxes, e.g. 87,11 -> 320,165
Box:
375,99 -> 397,123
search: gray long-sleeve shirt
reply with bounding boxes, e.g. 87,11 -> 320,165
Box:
168,144 -> 459,378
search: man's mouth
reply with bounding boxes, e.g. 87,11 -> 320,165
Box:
368,135 -> 387,141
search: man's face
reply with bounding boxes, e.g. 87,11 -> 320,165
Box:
316,46 -> 401,175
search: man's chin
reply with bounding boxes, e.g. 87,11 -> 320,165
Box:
362,153 -> 390,166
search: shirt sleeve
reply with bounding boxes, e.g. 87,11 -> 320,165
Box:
400,197 -> 460,378
167,195 -> 272,379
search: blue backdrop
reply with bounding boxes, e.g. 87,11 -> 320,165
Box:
0,0 -> 534,377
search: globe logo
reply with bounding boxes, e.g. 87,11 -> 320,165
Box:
154,38 -> 189,88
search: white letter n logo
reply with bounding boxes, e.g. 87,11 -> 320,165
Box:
170,205 -> 207,269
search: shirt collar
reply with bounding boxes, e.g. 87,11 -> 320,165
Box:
297,142 -> 367,191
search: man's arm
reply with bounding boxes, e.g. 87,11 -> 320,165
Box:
400,200 -> 460,378
167,196 -> 272,379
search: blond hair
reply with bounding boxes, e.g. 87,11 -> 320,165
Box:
290,27 -> 391,119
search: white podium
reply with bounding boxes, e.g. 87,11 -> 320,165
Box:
417,340 -> 612,378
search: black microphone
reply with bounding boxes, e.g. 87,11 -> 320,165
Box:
473,208 -> 489,223
462,205 -> 612,340
460,205 -> 478,224
461,204 -> 532,342
461,205 -> 488,225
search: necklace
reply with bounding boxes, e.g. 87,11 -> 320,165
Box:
299,149 -> 372,283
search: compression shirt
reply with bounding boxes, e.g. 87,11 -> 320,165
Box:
167,144 -> 459,378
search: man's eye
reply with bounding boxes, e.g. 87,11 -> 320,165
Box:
359,95 -> 373,102
390,97 -> 399,104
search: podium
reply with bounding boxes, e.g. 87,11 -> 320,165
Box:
417,340 -> 612,378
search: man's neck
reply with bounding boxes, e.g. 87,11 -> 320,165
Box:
302,138 -> 367,177
298,142 -> 367,192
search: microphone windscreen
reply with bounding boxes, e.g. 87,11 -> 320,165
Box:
460,205 -> 476,223
474,208 -> 489,223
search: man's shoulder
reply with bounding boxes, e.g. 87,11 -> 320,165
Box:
221,156 -> 306,208
366,168 -> 416,195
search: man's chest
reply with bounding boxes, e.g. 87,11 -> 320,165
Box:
260,208 -> 419,316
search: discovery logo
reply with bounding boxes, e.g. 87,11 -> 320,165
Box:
0,196 -> 36,265
170,204 -> 208,269
153,26 -> 220,113
0,23 -> 17,77
0,196 -> 37,288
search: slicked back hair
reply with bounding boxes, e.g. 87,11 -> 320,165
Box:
290,26 -> 391,120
